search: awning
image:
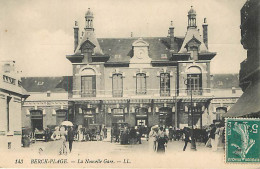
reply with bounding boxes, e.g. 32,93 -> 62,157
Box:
178,96 -> 212,102
223,80 -> 260,117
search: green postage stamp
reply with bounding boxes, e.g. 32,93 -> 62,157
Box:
226,118 -> 260,163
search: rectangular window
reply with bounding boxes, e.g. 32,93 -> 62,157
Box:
160,73 -> 170,96
187,74 -> 202,95
7,96 -> 11,132
81,76 -> 96,97
136,73 -> 146,94
190,47 -> 198,60
112,74 -> 123,97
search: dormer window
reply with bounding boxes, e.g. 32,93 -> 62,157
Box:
185,36 -> 201,61
161,54 -> 167,59
190,47 -> 198,60
47,91 -> 51,97
115,54 -> 121,59
37,81 -> 44,85
232,87 -> 236,94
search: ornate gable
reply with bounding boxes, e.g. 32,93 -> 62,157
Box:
185,36 -> 201,51
130,38 -> 152,68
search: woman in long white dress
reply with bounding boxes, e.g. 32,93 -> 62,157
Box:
78,125 -> 84,141
148,126 -> 158,152
213,127 -> 220,151
59,126 -> 67,155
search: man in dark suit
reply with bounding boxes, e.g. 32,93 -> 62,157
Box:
67,126 -> 74,153
183,127 -> 191,151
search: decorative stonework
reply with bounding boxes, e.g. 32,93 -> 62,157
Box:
23,101 -> 68,107
130,38 -> 151,68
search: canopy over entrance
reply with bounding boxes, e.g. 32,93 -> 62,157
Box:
223,81 -> 260,117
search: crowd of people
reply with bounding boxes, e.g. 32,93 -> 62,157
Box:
205,123 -> 225,151
148,125 -> 169,153
112,125 -> 149,144
50,126 -> 74,155
30,122 -> 225,155
75,125 -> 107,142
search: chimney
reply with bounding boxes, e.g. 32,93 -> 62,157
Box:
202,18 -> 208,49
169,21 -> 175,51
74,21 -> 79,52
131,32 -> 133,37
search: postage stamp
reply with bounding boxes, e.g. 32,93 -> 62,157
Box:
225,118 -> 260,163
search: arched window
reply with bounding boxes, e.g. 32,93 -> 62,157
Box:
112,74 -> 123,97
186,66 -> 202,95
81,68 -> 96,97
136,73 -> 146,94
112,108 -> 125,123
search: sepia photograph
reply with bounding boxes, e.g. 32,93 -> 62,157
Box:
0,0 -> 259,168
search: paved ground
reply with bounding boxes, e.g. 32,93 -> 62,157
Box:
1,139 -> 258,168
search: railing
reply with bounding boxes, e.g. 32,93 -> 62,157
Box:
81,89 -> 96,97
3,75 -> 16,85
160,90 -> 170,96
73,88 -> 213,98
112,89 -> 123,97
187,89 -> 203,96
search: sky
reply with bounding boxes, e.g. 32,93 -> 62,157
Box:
0,0 -> 247,77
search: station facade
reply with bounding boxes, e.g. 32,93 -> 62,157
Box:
21,7 -> 242,130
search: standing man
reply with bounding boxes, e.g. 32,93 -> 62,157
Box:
183,127 -> 191,151
67,126 -> 74,153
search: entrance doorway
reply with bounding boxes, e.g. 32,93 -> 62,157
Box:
84,116 -> 95,127
159,107 -> 172,127
135,107 -> 148,126
56,110 -> 67,125
83,108 -> 96,127
30,110 -> 43,130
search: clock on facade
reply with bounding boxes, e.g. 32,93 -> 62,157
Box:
136,48 -> 145,59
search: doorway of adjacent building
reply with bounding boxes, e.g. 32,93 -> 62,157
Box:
30,110 -> 43,131
56,110 -> 67,126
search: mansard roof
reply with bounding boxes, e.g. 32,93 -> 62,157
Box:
98,37 -> 184,62
210,74 -> 240,89
21,74 -> 239,94
21,76 -> 73,93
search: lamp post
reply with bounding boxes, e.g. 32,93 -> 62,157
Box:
184,76 -> 197,151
